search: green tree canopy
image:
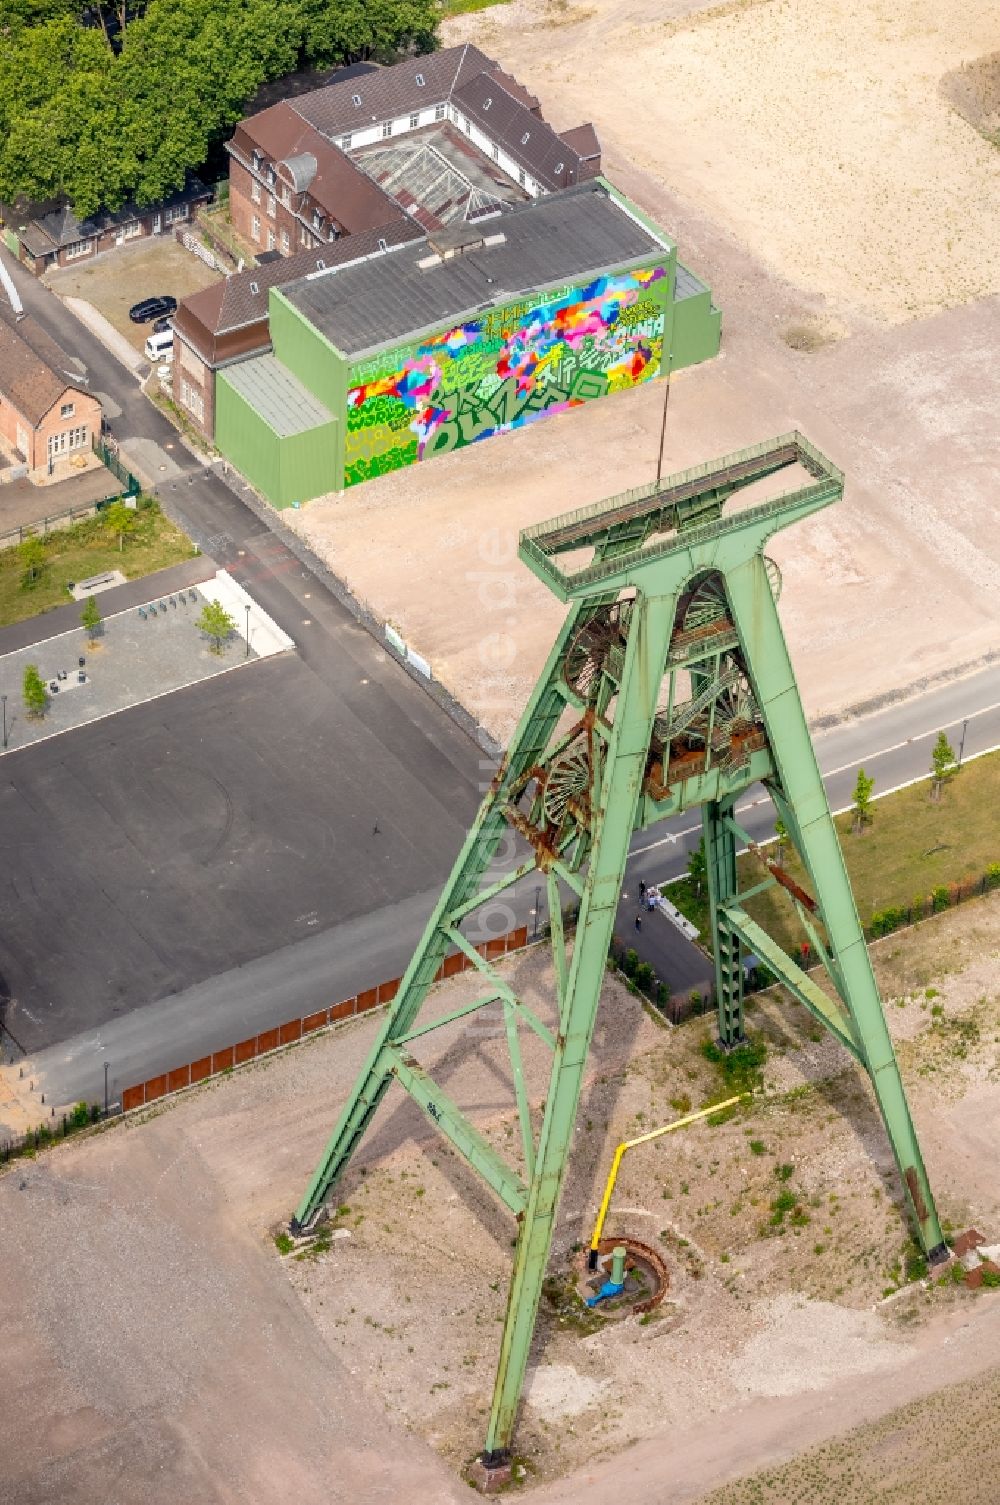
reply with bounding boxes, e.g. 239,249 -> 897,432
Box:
81,592 -> 102,641
851,767 -> 875,834
22,662 -> 47,717
103,500 -> 137,551
18,533 -> 46,586
196,597 -> 236,653
0,0 -> 438,217
930,731 -> 956,800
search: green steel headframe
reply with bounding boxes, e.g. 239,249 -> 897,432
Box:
293,433 -> 945,1478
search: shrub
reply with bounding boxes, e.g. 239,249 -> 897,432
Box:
985,863 -> 1000,891
635,961 -> 653,993
69,1101 -> 90,1129
623,948 -> 639,979
931,885 -> 950,913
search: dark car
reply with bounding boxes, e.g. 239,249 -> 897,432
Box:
152,315 -> 173,334
128,295 -> 177,324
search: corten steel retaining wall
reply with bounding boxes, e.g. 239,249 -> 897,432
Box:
121,925 -> 530,1113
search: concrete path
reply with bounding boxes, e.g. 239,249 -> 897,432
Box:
60,295 -> 146,375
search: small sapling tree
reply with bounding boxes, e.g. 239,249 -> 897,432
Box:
196,598 -> 237,654
22,663 -> 47,718
103,500 -> 137,553
774,815 -> 788,861
18,533 -> 45,587
930,731 -> 956,801
687,836 -> 707,897
80,593 -> 102,644
852,768 -> 875,834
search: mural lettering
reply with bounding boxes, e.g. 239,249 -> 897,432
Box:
343,264 -> 667,488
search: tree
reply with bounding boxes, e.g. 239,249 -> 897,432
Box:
22,663 -> 48,718
18,533 -> 46,586
81,592 -> 102,643
930,731 -> 956,801
196,597 -> 236,653
103,500 -> 137,552
687,836 -> 707,897
773,815 -> 788,861
0,0 -> 438,217
851,768 -> 875,834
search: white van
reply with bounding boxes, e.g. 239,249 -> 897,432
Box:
144,328 -> 174,362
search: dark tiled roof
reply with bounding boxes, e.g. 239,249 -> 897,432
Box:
17,177 -> 209,255
558,123 -> 601,161
281,181 -> 667,358
294,43 -> 495,137
229,104 -> 404,234
0,312 -> 83,425
450,73 -> 585,191
173,217 -> 425,348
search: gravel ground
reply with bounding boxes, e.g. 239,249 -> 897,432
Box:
2,897 -> 998,1501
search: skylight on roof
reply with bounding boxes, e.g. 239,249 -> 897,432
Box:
484,97 -> 492,110
555,161 -> 564,173
415,73 -> 425,86
352,93 -> 362,106
521,131 -> 530,144
249,281 -> 259,294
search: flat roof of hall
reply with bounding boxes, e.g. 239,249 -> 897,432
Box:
278,182 -> 672,359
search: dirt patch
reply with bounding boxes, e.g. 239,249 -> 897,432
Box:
444,0 -> 1000,324
2,895 -> 998,1501
46,235 -> 221,356
941,51 -> 1000,146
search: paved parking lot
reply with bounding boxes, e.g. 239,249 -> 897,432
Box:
0,650 -> 480,1051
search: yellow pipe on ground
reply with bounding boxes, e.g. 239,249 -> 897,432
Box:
588,1093 -> 749,1267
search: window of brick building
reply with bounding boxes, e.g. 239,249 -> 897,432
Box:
65,238 -> 93,260
267,194 -> 276,217
267,228 -> 276,251
435,103 -> 446,121
251,179 -> 261,203
340,134 -> 352,150
180,379 -> 205,420
381,120 -> 393,138
409,112 -> 419,128
251,214 -> 261,241
61,401 -> 75,418
280,228 -> 289,253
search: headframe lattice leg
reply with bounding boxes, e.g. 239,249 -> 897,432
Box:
293,434 -> 946,1472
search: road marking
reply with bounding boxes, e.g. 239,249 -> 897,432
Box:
818,699 -> 1000,779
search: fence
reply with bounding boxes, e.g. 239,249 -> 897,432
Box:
92,435 -> 141,497
121,925 -> 531,1113
865,866 -> 1000,939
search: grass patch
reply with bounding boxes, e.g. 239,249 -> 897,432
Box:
739,752 -> 1000,953
436,0 -> 510,15
0,502 -> 194,627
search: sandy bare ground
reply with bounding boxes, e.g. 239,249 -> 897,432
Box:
445,0 -> 1000,325
3,892 -> 998,1502
287,0 -> 1000,743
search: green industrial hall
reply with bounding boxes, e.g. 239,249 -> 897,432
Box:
214,181 -> 721,506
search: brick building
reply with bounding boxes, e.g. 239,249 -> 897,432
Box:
0,313 -> 102,475
7,178 -> 210,274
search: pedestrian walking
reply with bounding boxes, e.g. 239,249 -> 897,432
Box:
639,879 -> 647,898
635,913 -> 642,932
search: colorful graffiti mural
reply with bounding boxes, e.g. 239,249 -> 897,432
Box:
343,264 -> 668,487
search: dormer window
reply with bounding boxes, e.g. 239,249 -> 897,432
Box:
351,93 -> 362,106
316,258 -> 325,269
252,149 -> 262,170
267,166 -> 276,185
483,97 -> 492,110
415,72 -> 425,86
555,161 -> 564,173
378,237 -> 387,251
521,131 -> 530,144
340,134 -> 352,149
312,209 -> 322,229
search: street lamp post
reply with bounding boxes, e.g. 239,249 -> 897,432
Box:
533,884 -> 541,940
244,603 -> 251,658
958,717 -> 969,768
104,1061 -> 109,1116
1,693 -> 7,750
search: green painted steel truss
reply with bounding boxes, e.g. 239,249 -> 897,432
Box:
293,432 -> 946,1474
